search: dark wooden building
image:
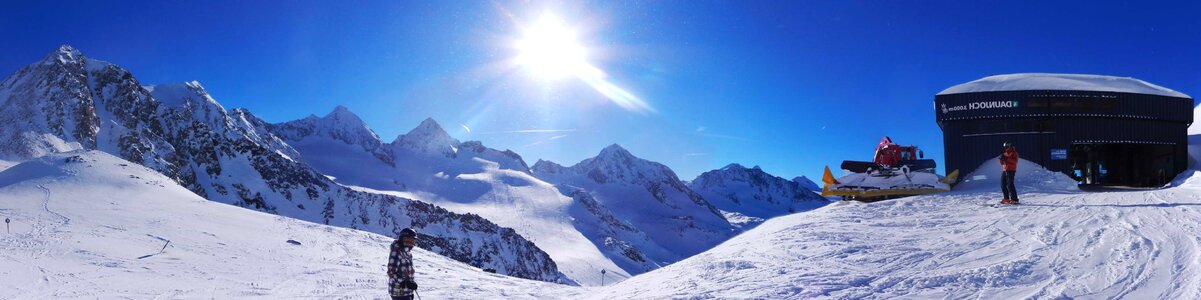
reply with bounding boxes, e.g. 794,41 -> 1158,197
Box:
935,74 -> 1193,187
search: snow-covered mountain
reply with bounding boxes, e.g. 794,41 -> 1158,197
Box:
0,46 -> 562,282
792,175 -> 821,193
533,145 -> 737,265
270,105 -> 393,167
274,115 -> 741,284
689,163 -> 829,228
272,113 -> 647,285
0,46 -> 172,168
0,150 -> 579,298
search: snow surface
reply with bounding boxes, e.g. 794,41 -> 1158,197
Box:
144,81 -> 205,108
589,157 -> 1201,299
939,73 -> 1191,98
0,151 -> 579,299
1190,105 -> 1201,136
829,170 -> 949,192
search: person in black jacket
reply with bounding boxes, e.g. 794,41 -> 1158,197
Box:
388,228 -> 419,300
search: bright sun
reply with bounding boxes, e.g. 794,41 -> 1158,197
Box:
507,12 -> 655,113
516,14 -> 588,80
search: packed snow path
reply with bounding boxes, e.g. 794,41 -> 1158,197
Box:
591,163 -> 1201,299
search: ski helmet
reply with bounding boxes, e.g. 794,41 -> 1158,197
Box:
399,227 -> 417,239
1002,142 -> 1012,148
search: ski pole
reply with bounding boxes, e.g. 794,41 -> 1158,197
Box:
415,291 -> 422,300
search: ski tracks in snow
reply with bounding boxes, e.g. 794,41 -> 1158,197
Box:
772,186 -> 1201,299
1002,189 -> 1201,299
37,184 -> 70,227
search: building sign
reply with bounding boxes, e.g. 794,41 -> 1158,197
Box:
1050,148 -> 1067,160
941,100 -> 1020,114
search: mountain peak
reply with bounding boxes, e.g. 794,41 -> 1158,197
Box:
56,44 -> 81,57
37,45 -> 114,73
418,117 -> 442,129
565,143 -> 689,186
37,45 -> 85,67
792,176 -> 821,192
323,105 -> 365,126
404,118 -> 448,138
718,163 -> 763,172
392,117 -> 459,156
721,163 -> 746,171
598,144 -> 632,158
531,159 -> 567,174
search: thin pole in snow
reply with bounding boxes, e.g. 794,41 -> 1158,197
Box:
601,269 -> 606,286
158,239 -> 170,254
4,218 -> 9,233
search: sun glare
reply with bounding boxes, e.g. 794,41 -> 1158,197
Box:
516,14 -> 588,80
508,12 -> 655,114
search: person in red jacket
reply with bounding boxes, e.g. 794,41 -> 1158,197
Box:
999,142 -> 1020,204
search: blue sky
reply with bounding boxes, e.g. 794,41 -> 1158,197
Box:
2,1 -> 1199,181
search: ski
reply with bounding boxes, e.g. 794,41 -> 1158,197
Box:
982,202 -> 1021,208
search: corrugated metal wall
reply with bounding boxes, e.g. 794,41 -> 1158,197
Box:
934,90 -> 1192,183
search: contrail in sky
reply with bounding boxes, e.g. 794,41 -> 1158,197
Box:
478,129 -> 576,135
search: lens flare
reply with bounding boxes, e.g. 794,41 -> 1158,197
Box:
512,12 -> 654,114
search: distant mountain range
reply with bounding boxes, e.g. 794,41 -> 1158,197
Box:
0,45 -> 830,286
691,164 -> 828,228
0,46 -> 562,283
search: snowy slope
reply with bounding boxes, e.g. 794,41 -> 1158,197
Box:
273,113 -> 629,286
0,151 -> 580,299
689,163 -> 829,229
939,73 -> 1190,98
588,158 -> 1201,299
0,46 -> 562,282
1190,104 -> 1201,136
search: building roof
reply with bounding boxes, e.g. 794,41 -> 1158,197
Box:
938,73 -> 1190,98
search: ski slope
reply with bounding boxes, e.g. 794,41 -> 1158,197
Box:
587,159 -> 1201,299
0,151 -> 578,299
